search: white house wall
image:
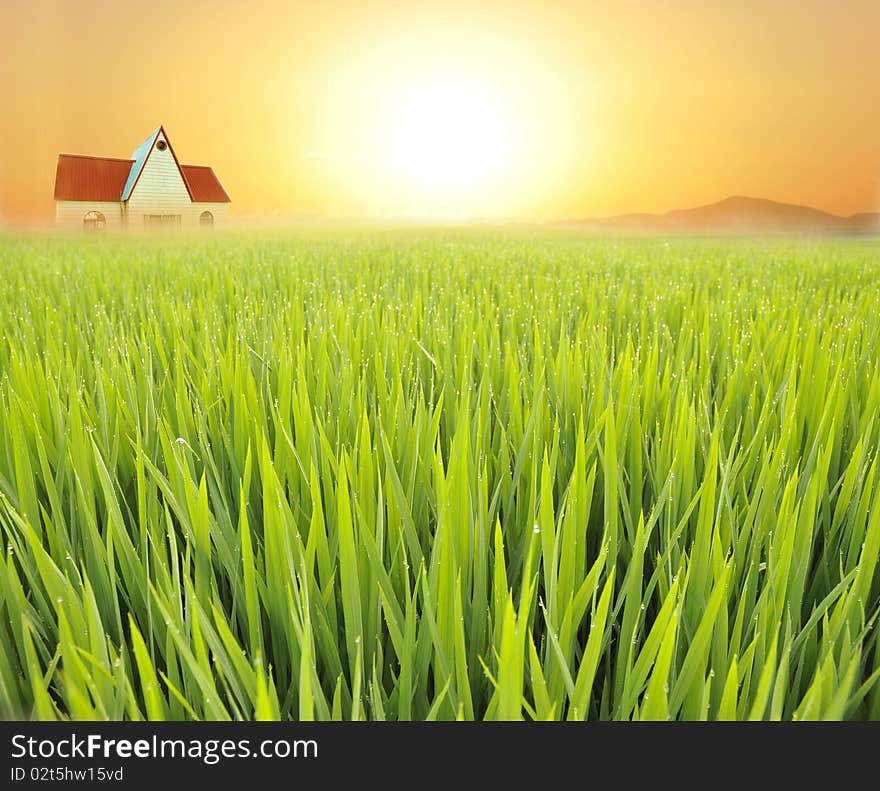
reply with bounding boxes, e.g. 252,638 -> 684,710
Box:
192,203 -> 229,226
125,131 -> 194,227
55,201 -> 124,230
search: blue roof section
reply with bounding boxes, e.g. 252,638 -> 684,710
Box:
121,127 -> 161,201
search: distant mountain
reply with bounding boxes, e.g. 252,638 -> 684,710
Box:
561,196 -> 880,234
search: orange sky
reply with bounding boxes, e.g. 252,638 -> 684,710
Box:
1,0 -> 878,223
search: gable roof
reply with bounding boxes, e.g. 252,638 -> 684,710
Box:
180,165 -> 231,202
54,154 -> 134,201
120,127 -> 162,201
53,126 -> 232,203
121,126 -> 199,202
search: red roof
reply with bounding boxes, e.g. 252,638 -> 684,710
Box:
54,154 -> 133,201
54,154 -> 231,203
180,165 -> 231,203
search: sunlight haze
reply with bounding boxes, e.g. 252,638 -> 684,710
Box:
1,0 -> 878,223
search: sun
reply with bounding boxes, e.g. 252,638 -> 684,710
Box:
307,40 -> 579,219
385,79 -> 514,196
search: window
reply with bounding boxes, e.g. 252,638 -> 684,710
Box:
200,210 -> 214,229
83,211 -> 106,231
156,140 -> 167,151
143,214 -> 181,229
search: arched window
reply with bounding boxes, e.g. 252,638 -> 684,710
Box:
200,210 -> 214,229
83,211 -> 106,231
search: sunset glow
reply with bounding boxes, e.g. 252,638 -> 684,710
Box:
1,0 -> 878,223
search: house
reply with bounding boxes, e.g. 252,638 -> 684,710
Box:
53,126 -> 230,230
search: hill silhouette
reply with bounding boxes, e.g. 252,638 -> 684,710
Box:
563,196 -> 880,233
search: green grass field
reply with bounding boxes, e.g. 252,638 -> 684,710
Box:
1,231 -> 879,720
